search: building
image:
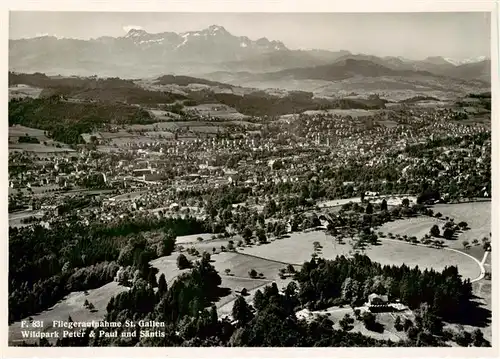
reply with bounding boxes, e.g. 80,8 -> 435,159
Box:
368,293 -> 388,306
368,293 -> 390,312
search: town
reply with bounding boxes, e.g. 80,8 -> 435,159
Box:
8,103 -> 490,228
8,84 -> 492,348
7,11 -> 493,350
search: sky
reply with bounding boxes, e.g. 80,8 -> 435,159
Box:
9,12 -> 491,60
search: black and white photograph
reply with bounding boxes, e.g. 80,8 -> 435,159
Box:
4,4 -> 497,353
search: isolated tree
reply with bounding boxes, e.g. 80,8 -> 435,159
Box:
365,202 -> 373,215
472,329 -> 485,347
161,229 -> 177,256
462,241 -> 470,250
455,329 -> 473,347
256,228 -> 267,244
339,314 -> 354,331
443,228 -> 455,240
225,268 -> 231,275
253,289 -> 265,311
176,254 -> 191,269
202,251 -> 211,263
403,318 -> 414,332
402,198 -> 410,208
458,221 -> 468,230
419,304 -> 443,335
361,312 -> 376,330
147,269 -> 158,288
483,241 -> 491,251
157,273 -> 167,296
394,315 -> 403,331
248,269 -> 258,279
430,224 -> 440,237
242,227 -> 253,243
444,221 -> 454,229
380,199 -> 388,212
284,281 -> 298,298
232,296 -> 253,327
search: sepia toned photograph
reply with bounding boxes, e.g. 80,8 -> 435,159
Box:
6,9 -> 495,350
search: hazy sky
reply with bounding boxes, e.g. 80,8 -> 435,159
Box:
9,12 -> 491,60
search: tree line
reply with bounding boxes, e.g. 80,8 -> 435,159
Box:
8,215 -> 208,323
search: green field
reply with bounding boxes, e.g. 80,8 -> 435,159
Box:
234,231 -> 482,281
378,201 -> 491,256
9,125 -> 74,152
378,217 -> 442,241
8,282 -> 128,344
433,201 -> 491,247
9,85 -> 44,100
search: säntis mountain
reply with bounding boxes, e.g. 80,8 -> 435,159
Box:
9,25 -> 347,77
9,25 -> 490,82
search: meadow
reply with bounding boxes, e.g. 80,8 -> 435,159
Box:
236,231 -> 481,281
378,201 -> 491,255
433,201 -> 491,246
8,282 -> 128,344
9,125 -> 74,153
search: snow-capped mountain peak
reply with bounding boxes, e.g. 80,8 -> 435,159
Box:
207,25 -> 228,34
11,24 -> 296,73
125,28 -> 148,38
444,56 -> 488,66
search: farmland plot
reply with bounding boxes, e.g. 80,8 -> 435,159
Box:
9,85 -> 44,100
9,143 -> 75,153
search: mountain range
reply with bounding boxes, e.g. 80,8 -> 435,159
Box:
9,25 -> 490,83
